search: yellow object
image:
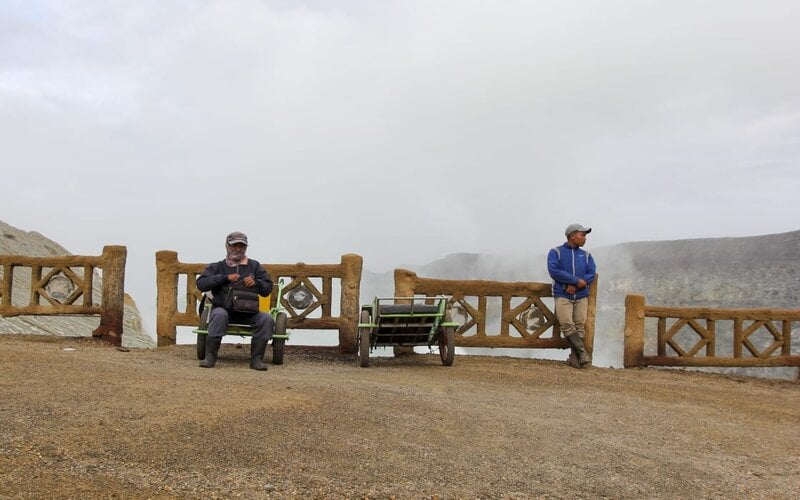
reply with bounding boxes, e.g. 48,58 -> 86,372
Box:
259,294 -> 271,312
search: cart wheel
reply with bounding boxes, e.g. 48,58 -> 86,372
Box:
272,312 -> 287,365
358,310 -> 371,367
197,333 -> 207,360
438,326 -> 455,366
198,299 -> 210,329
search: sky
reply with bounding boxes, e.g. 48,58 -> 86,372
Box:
2,0 -> 799,335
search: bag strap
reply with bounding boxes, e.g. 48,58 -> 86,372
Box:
198,293 -> 207,315
222,259 -> 257,292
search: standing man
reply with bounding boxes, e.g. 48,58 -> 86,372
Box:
197,231 -> 274,370
548,224 -> 596,368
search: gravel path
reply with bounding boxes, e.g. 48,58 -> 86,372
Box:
1,335 -> 798,498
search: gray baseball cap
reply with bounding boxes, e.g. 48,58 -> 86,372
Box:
226,231 -> 248,245
565,224 -> 592,236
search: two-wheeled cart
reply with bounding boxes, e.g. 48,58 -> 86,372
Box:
356,296 -> 458,367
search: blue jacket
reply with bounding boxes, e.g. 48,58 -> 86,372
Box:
547,243 -> 596,300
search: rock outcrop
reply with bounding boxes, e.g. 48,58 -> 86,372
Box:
0,220 -> 154,348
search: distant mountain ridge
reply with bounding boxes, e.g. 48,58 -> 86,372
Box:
369,229 -> 800,309
619,230 -> 799,266
598,229 -> 800,309
0,220 -> 154,348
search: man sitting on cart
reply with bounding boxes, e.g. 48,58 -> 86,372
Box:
197,231 -> 274,370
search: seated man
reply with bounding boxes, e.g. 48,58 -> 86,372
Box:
196,231 -> 274,370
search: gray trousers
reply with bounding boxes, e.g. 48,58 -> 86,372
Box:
555,297 -> 588,338
207,307 -> 274,341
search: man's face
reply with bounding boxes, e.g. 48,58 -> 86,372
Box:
567,231 -> 587,247
227,243 -> 247,262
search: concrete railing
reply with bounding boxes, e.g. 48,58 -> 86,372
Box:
0,246 -> 127,346
155,251 -> 362,350
624,294 -> 800,368
393,269 -> 598,352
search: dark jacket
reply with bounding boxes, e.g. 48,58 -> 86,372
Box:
197,258 -> 273,309
547,243 -> 596,300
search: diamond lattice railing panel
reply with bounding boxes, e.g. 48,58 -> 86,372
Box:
37,267 -> 85,306
510,296 -> 555,339
741,320 -> 783,358
447,296 -> 479,336
664,318 -> 712,357
189,274 -> 204,315
280,276 -> 325,320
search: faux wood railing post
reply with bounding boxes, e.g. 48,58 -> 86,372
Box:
624,294 -> 646,367
0,263 -> 13,310
156,250 -> 179,346
584,273 -> 599,355
338,253 -> 363,353
91,245 -> 127,346
393,269 -> 418,356
394,269 -> 417,299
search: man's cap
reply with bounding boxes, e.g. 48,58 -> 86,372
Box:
226,231 -> 248,245
565,224 -> 592,236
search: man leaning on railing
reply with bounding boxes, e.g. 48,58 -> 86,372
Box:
548,224 -> 597,368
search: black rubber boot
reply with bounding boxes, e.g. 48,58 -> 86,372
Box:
250,337 -> 269,371
565,350 -> 581,368
199,336 -> 222,368
566,333 -> 592,367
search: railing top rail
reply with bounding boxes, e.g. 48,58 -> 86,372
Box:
0,255 -> 103,266
161,261 -> 347,279
412,280 -> 553,296
644,305 -> 800,321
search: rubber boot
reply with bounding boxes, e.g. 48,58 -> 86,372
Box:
250,337 -> 269,371
566,333 -> 592,367
565,350 -> 581,368
200,336 -> 222,368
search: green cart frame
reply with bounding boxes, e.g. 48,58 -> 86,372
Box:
356,296 -> 459,367
194,279 -> 290,365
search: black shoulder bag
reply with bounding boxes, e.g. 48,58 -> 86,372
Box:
222,261 -> 261,315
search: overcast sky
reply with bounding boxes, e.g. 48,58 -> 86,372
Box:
2,1 -> 799,333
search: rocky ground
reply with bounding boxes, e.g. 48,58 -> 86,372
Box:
1,334 -> 799,499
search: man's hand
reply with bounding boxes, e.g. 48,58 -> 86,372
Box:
576,279 -> 587,290
227,273 -> 241,283
565,285 -> 577,295
243,275 -> 256,287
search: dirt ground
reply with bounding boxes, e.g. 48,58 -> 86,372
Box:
1,335 -> 798,499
